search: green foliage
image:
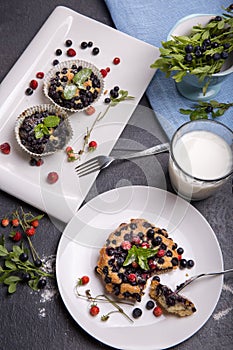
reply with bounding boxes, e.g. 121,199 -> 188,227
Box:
179,100 -> 233,120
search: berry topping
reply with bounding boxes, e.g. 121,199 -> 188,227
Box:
67,48 -> 76,57
36,72 -> 44,79
0,142 -> 11,154
132,307 -> 142,319
113,57 -> 120,65
90,305 -> 100,316
128,273 -> 136,282
47,172 -> 59,184
121,240 -> 131,250
153,306 -> 163,317
29,80 -> 38,90
157,249 -> 165,258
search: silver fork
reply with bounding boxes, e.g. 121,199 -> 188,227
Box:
175,268 -> 233,293
75,142 -> 170,177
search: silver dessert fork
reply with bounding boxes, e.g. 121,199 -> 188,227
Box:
175,268 -> 233,293
75,142 -> 170,177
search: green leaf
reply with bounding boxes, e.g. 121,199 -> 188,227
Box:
0,245 -> 8,256
63,84 -> 77,100
28,278 -> 40,291
172,70 -> 187,82
34,124 -> 45,139
27,214 -> 44,222
123,245 -> 158,270
5,260 -> 17,270
73,68 -> 92,87
4,276 -> 21,285
8,283 -> 17,294
190,110 -> 208,120
179,108 -> 193,115
12,245 -> 23,255
43,115 -> 60,128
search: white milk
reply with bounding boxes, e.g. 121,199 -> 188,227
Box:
169,130 -> 233,200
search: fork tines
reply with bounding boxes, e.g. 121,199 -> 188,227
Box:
75,156 -> 101,177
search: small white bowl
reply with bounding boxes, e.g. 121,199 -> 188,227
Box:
43,59 -> 104,113
168,14 -> 233,101
15,104 -> 73,157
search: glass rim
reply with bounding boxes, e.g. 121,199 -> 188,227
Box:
170,119 -> 233,183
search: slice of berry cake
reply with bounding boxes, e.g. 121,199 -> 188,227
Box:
149,279 -> 196,316
95,218 -> 180,302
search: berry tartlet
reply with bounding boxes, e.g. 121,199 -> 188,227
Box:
43,60 -> 104,112
95,218 -> 180,302
15,104 -> 73,157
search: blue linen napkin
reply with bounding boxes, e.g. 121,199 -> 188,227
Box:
105,0 -> 233,138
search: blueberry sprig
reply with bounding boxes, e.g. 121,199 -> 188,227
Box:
179,100 -> 233,120
0,236 -> 53,294
151,6 -> 233,95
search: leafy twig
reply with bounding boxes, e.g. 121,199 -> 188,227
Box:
179,100 -> 233,120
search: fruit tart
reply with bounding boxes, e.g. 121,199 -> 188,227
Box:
43,60 -> 104,112
95,218 -> 180,302
15,104 -> 73,157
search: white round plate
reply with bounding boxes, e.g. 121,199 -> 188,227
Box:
56,186 -> 223,350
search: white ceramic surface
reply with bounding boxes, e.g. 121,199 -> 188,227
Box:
0,6 -> 160,223
56,186 -> 223,350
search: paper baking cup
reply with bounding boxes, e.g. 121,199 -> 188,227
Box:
15,104 -> 73,157
43,59 -> 104,113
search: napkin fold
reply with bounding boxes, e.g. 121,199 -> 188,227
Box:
105,0 -> 233,138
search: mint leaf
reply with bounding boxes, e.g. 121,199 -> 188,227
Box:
73,68 -> 92,87
0,245 -> 8,256
34,124 -> 45,139
63,84 -> 77,99
43,115 -> 60,128
123,246 -> 158,270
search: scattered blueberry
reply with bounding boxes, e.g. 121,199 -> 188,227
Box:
87,41 -> 93,47
92,47 -> 100,55
132,307 -> 142,319
187,259 -> 195,268
55,49 -> 62,56
146,300 -> 155,310
65,39 -> 72,47
25,87 -> 33,96
80,41 -> 88,49
53,59 -> 59,66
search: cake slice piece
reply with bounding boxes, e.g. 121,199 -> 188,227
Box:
149,279 -> 196,317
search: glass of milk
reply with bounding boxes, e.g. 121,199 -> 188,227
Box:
168,120 -> 233,200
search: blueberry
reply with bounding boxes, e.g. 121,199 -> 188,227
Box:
146,300 -> 155,310
184,53 -> 193,62
152,236 -> 162,246
87,41 -> 93,47
152,275 -> 160,282
147,229 -> 155,239
205,105 -> 213,113
55,49 -> 62,56
215,16 -> 222,21
221,51 -> 228,59
37,278 -> 47,289
213,53 -> 221,61
177,247 -> 184,255
29,157 -> 37,166
195,50 -> 202,58
53,59 -> 59,66
19,253 -> 28,262
132,307 -> 142,319
34,259 -> 42,267
167,295 -> 176,306
171,257 -> 179,266
65,39 -> 72,47
185,44 -> 193,53
92,47 -> 100,55
80,41 -> 88,49
25,87 -> 33,96
203,39 -> 211,47
22,273 -> 31,282
211,42 -> 219,48
187,259 -> 195,268
223,43 -> 230,49
179,259 -> 187,268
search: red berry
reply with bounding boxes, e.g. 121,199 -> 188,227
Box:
1,218 -> 9,227
131,235 -> 140,245
79,275 -> 90,285
113,57 -> 120,65
25,227 -> 36,237
131,261 -> 139,268
153,306 -> 163,317
36,158 -> 44,166
157,249 -> 165,258
128,273 -> 136,282
100,69 -> 107,78
141,242 -> 150,249
90,305 -> 100,316
31,219 -> 39,228
47,172 -> 59,184
88,141 -> 97,152
0,142 -> 11,154
36,72 -> 44,79
148,259 -> 157,270
178,254 -> 182,261
121,241 -> 131,250
85,106 -> 95,115
66,146 -> 73,154
11,218 -> 20,227
11,231 -> 22,242
106,67 -> 110,72
30,79 -> 38,90
67,48 -> 76,57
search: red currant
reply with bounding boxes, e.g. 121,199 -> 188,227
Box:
36,72 -> 44,79
25,227 -> 36,237
47,172 -> 59,184
153,306 -> 163,317
100,69 -> 107,78
90,305 -> 100,316
113,57 -> 120,65
30,79 -> 38,90
0,142 -> 11,154
157,249 -> 165,258
67,48 -> 76,57
88,141 -> 97,152
121,241 -> 131,250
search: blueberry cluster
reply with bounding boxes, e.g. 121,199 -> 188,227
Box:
48,64 -> 101,110
184,16 -> 231,64
19,111 -> 70,154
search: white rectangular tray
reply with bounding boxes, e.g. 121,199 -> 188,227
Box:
0,6 -> 159,223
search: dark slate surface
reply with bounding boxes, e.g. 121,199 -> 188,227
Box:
0,1 -> 232,349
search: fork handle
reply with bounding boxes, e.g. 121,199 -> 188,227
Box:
117,142 -> 170,160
